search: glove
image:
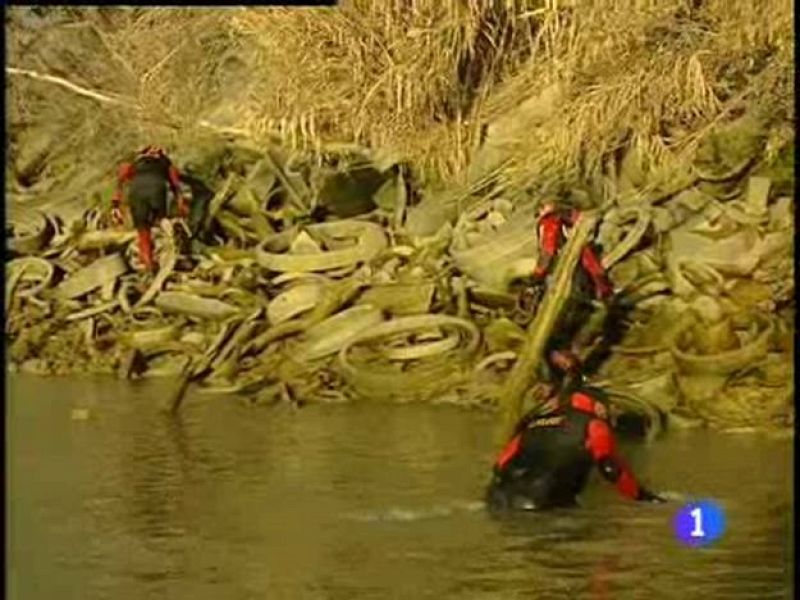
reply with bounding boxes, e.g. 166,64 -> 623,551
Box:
638,488 -> 667,504
110,205 -> 124,226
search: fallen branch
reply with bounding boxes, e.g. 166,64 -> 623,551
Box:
6,66 -> 259,141
6,66 -> 138,108
498,211 -> 600,442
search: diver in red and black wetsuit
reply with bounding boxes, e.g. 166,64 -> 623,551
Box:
486,350 -> 665,511
532,201 -> 613,300
516,201 -> 617,356
110,145 -> 189,272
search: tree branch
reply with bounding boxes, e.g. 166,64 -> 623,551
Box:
6,66 -> 138,108
498,211 -> 600,442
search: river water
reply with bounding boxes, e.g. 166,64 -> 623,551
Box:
7,375 -> 794,600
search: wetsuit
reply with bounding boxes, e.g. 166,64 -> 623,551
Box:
112,153 -> 184,270
533,207 -> 613,301
532,207 -> 615,353
486,384 -> 662,511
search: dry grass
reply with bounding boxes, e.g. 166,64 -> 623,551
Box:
227,1 -> 540,178
489,0 -> 795,199
5,1 -> 794,209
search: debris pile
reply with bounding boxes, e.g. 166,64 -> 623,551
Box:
5,127 -> 794,430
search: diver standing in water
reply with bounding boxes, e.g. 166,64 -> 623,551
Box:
111,145 -> 189,272
486,350 -> 666,512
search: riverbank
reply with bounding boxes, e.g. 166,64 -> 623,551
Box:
5,6 -> 794,431
5,135 -> 794,432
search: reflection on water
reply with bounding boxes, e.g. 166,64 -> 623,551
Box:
7,375 -> 794,600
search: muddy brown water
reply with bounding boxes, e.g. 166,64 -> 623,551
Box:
7,375 -> 794,600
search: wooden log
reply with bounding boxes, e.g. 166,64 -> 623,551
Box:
498,211 -> 599,442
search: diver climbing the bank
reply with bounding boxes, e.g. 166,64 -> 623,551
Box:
531,201 -> 613,298
514,199 -> 621,362
486,349 -> 666,511
516,199 -> 614,312
110,145 -> 190,272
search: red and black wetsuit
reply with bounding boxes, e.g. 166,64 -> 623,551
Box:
112,153 -> 183,271
533,208 -> 613,301
486,384 -> 660,511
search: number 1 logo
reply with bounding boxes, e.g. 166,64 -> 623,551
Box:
689,507 -> 705,538
675,501 -> 725,547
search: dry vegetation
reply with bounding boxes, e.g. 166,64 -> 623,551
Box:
6,0 -> 794,207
